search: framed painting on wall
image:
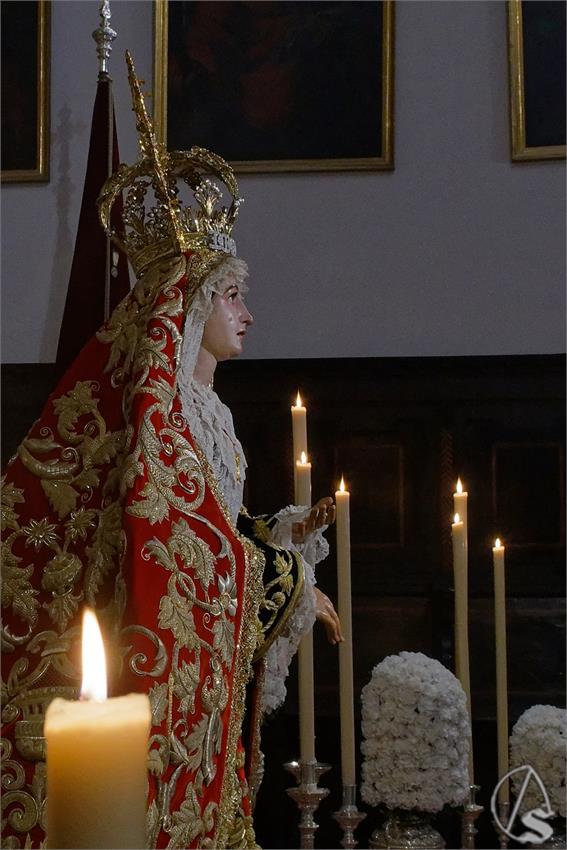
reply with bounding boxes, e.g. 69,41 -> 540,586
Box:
507,0 -> 566,161
154,0 -> 394,172
1,0 -> 51,182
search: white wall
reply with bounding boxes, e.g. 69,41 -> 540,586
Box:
1,0 -> 565,363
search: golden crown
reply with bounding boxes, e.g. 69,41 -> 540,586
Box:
98,51 -> 243,278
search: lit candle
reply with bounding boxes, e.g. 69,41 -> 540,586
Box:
294,450 -> 315,762
493,538 -> 509,803
336,477 -> 356,786
453,478 -> 468,540
451,512 -> 474,784
295,451 -> 312,507
291,391 -> 308,461
45,609 -> 151,849
292,392 -> 308,494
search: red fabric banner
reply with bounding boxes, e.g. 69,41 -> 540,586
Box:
56,78 -> 130,374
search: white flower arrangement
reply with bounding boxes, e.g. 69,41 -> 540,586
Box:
360,651 -> 470,813
509,705 -> 566,818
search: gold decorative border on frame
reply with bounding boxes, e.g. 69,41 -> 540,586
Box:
1,0 -> 51,183
153,0 -> 395,173
507,0 -> 565,162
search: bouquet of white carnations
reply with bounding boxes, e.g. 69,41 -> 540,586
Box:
509,704 -> 566,818
360,651 -> 470,813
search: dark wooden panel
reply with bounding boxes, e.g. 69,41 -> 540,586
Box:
335,438 -> 404,547
492,442 -> 565,547
470,597 -> 566,718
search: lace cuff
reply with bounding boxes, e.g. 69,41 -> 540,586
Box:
269,504 -> 330,566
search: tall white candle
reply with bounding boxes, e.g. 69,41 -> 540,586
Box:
294,451 -> 315,762
45,610 -> 151,849
451,513 -> 474,784
336,477 -> 356,786
297,632 -> 315,763
493,538 -> 509,803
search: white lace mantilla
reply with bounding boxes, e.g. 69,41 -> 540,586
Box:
177,377 -> 328,716
178,377 -> 247,524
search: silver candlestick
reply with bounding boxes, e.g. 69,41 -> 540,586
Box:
461,784 -> 484,849
493,799 -> 510,849
285,759 -> 331,850
333,784 -> 366,849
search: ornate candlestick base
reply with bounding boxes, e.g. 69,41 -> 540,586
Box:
332,784 -> 366,849
369,811 -> 445,849
461,784 -> 484,849
493,799 -> 510,849
284,760 -> 330,850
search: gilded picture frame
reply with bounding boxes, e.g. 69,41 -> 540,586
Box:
1,0 -> 51,182
507,0 -> 565,162
154,0 -> 394,173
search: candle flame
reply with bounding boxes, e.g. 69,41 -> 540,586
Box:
294,391 -> 303,408
456,478 -> 463,494
300,451 -> 307,464
453,512 -> 460,524
495,537 -> 502,548
81,608 -> 107,701
339,476 -> 346,492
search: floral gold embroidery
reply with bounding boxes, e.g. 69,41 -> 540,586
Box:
251,518 -> 271,543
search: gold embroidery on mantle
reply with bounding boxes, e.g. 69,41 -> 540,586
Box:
214,539 -> 264,850
3,375 -> 127,639
0,738 -> 47,847
94,251 -> 266,846
253,550 -> 304,664
2,250 -> 269,848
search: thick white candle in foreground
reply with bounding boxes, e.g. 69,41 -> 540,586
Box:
336,477 -> 356,786
453,478 -> 468,540
493,538 -> 509,803
45,610 -> 151,849
451,513 -> 474,784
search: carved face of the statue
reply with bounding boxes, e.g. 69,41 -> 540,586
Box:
201,280 -> 253,362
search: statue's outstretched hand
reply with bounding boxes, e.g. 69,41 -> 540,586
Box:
292,497 -> 336,544
314,587 -> 343,645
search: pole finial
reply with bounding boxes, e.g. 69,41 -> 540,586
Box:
92,0 -> 117,78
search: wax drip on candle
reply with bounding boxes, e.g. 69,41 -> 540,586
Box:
81,608 -> 107,701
